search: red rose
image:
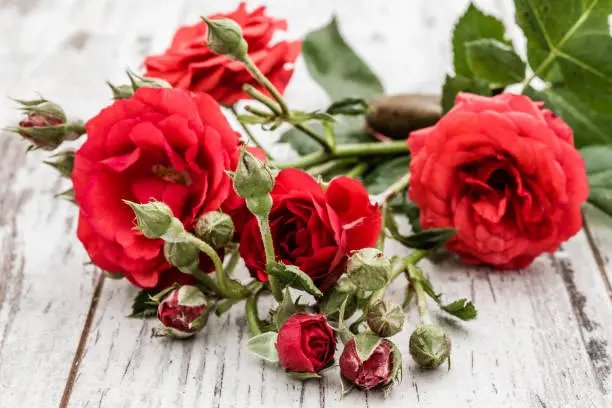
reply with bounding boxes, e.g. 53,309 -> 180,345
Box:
408,92 -> 589,269
73,87 -> 241,288
339,338 -> 394,390
239,169 -> 381,290
144,2 -> 301,106
157,285 -> 207,338
275,313 -> 336,373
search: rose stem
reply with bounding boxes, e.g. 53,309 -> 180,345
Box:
306,158 -> 358,177
186,233 -> 246,300
245,284 -> 264,335
181,264 -> 224,297
223,249 -> 241,277
229,105 -> 273,160
406,261 -> 432,325
345,162 -> 369,179
242,86 -> 332,153
256,215 -> 283,302
242,56 -> 290,116
379,172 -> 411,203
272,141 -> 410,170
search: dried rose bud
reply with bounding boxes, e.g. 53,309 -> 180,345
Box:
157,285 -> 208,338
346,248 -> 390,291
409,324 -> 451,369
11,98 -> 85,150
339,336 -> 400,390
367,300 -> 404,337
194,211 -> 235,249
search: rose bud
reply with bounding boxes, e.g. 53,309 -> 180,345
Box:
44,149 -> 75,178
194,211 -> 235,249
164,241 -> 199,269
201,17 -> 249,61
123,200 -> 186,242
339,335 -> 401,391
409,324 -> 451,369
367,300 -> 404,337
346,248 -> 390,291
232,149 -> 274,200
11,98 -> 84,150
157,285 -> 209,338
275,313 -> 336,374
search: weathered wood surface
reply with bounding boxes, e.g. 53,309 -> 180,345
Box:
0,0 -> 610,407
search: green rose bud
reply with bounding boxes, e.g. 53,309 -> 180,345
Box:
123,200 -> 186,242
106,82 -> 135,100
164,241 -> 199,268
44,149 -> 75,178
194,211 -> 235,249
201,17 -> 248,60
232,149 -> 274,200
409,324 -> 451,369
367,300 -> 405,337
107,71 -> 171,100
346,248 -> 390,291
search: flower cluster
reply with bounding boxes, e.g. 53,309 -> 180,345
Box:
8,1 -> 594,400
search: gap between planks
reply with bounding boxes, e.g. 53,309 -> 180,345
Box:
583,216 -> 612,300
59,273 -> 105,408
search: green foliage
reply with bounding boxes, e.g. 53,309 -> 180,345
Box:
303,17 -> 384,101
266,262 -> 323,297
441,75 -> 490,113
362,156 -> 411,194
129,289 -> 158,318
465,39 -> 526,86
581,145 -> 612,216
440,299 -> 478,321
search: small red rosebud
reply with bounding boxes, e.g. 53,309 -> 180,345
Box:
275,313 -> 336,374
157,285 -> 208,338
339,338 -> 394,390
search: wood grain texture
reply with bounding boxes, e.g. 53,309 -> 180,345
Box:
0,0 -> 611,407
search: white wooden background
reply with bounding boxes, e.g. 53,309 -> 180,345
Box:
0,0 -> 610,407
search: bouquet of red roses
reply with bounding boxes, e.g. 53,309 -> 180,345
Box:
8,0 -> 609,397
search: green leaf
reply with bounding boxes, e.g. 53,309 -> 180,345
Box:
288,371 -> 322,381
246,332 -> 279,362
382,341 -> 403,397
580,145 -> 612,216
362,156 -> 411,194
452,3 -> 509,77
441,75 -> 491,114
557,33 -> 612,113
237,114 -> 272,125
274,289 -> 297,329
440,298 -> 478,321
303,16 -> 384,101
526,87 -> 612,147
279,125 -> 323,156
129,289 -> 158,318
266,262 -> 323,297
326,98 -> 370,116
405,201 -> 423,233
321,290 -> 357,322
391,228 -> 456,250
465,39 -> 526,86
354,332 -> 382,362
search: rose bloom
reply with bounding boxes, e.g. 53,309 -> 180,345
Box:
339,338 -> 394,390
408,92 -> 589,269
239,169 -> 381,290
275,313 -> 336,373
144,2 -> 301,106
73,87 -> 244,288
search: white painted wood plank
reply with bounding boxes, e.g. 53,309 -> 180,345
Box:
584,207 -> 612,294
63,1 -> 612,407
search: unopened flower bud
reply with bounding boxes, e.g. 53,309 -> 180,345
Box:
107,71 -> 171,100
106,82 -> 135,100
157,285 -> 208,338
367,300 -> 404,337
124,200 -> 186,242
44,149 -> 75,178
339,337 -> 396,390
346,248 -> 390,291
201,17 -> 248,60
409,324 -> 451,369
232,149 -> 274,200
11,98 -> 85,150
194,211 -> 235,249
164,241 -> 199,268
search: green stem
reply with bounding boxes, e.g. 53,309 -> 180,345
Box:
345,162 -> 368,179
245,104 -> 274,118
186,234 -> 245,299
256,215 -> 283,302
243,84 -> 282,115
306,158 -> 357,177
379,172 -> 411,202
229,105 -> 273,160
370,258 -> 407,305
181,264 -> 224,297
223,249 -> 241,277
273,140 -> 410,170
293,123 -> 331,152
245,285 -> 264,335
407,263 -> 431,325
242,56 -> 290,115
